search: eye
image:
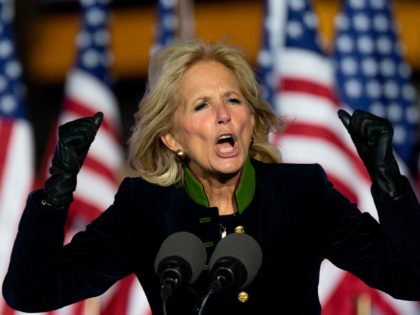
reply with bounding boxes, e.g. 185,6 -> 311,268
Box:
227,97 -> 241,104
193,102 -> 208,112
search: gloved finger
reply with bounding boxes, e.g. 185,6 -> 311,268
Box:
93,112 -> 103,127
352,110 -> 392,145
337,109 -> 351,130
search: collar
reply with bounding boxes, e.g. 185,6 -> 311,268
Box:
183,157 -> 255,214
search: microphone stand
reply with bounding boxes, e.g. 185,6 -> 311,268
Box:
194,269 -> 233,315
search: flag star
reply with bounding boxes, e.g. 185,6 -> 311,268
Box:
392,125 -> 406,144
398,62 -> 411,79
371,0 -> 386,10
337,34 -> 354,53
82,49 -> 100,68
406,105 -> 419,124
370,102 -> 386,117
349,0 -> 366,9
258,50 -> 272,67
287,21 -> 303,39
366,80 -> 381,98
289,0 -> 305,11
357,36 -> 374,54
2,5 -> 13,23
373,14 -> 389,32
77,31 -> 91,48
380,58 -> 396,77
335,14 -> 350,30
345,79 -> 363,98
376,36 -> 392,54
0,94 -> 17,113
163,14 -> 177,29
353,13 -> 370,32
0,39 -> 12,57
93,29 -> 109,46
81,0 -> 95,7
402,84 -> 416,101
362,58 -> 378,76
383,80 -> 399,99
387,102 -> 403,121
303,12 -> 317,29
161,0 -> 176,8
87,8 -> 106,26
5,61 -> 21,79
341,57 -> 358,75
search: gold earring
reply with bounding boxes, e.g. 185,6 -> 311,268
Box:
176,149 -> 186,160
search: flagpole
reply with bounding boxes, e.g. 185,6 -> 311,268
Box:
356,293 -> 372,315
84,297 -> 101,315
178,0 -> 195,40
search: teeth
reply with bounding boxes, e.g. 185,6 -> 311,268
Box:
219,146 -> 234,153
219,135 -> 232,140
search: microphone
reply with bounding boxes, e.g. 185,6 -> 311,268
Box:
154,231 -> 207,304
196,233 -> 262,314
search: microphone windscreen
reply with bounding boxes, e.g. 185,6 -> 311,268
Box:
209,233 -> 262,287
154,231 -> 207,283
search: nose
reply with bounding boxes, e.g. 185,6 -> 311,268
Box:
216,102 -> 231,124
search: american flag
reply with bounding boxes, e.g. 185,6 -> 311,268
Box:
153,0 -> 178,52
36,0 -> 151,314
259,0 -> 420,314
0,1 -> 35,314
333,0 -> 418,187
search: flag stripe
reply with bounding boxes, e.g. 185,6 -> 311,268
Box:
280,78 -> 339,104
62,98 -> 122,145
0,120 -> 12,197
280,123 -> 369,179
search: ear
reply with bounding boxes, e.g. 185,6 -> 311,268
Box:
161,132 -> 180,152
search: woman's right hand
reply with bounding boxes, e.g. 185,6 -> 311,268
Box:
43,112 -> 103,208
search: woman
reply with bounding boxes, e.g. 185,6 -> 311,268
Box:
3,39 -> 420,314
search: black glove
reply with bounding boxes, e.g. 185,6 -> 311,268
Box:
338,109 -> 405,200
43,112 -> 103,208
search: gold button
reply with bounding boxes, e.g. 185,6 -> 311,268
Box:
234,225 -> 245,234
237,291 -> 249,303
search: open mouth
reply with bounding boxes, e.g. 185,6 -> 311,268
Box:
216,134 -> 236,154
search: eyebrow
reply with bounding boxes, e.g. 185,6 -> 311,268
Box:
192,91 -> 241,103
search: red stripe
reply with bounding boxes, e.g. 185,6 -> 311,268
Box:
280,77 -> 340,105
323,272 -> 399,315
0,120 -> 13,200
63,98 -> 123,145
101,275 -> 137,315
67,197 -> 103,226
326,172 -> 358,205
35,120 -> 119,188
273,122 -> 370,181
35,121 -> 58,186
83,154 -> 117,184
1,301 -> 15,315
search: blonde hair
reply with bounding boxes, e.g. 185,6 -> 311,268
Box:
128,39 -> 283,186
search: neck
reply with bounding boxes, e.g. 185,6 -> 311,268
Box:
199,174 -> 239,215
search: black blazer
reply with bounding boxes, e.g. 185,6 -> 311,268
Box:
3,160 -> 420,314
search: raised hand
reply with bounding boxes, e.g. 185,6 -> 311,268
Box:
43,112 -> 103,208
338,109 -> 404,200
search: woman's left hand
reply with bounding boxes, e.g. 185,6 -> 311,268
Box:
338,109 -> 405,200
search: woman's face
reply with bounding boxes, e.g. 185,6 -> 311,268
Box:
162,60 -> 255,181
